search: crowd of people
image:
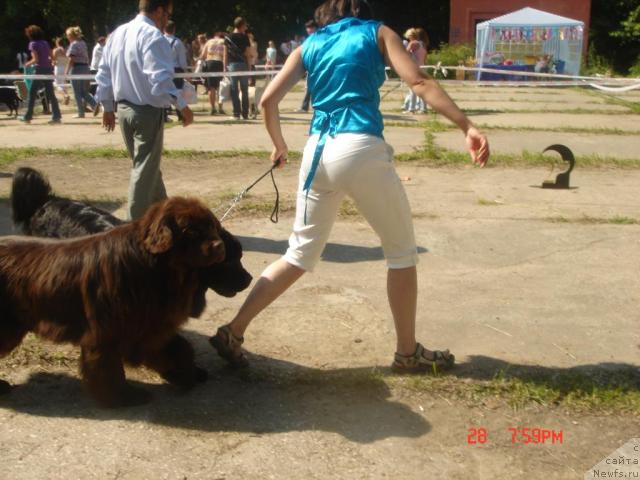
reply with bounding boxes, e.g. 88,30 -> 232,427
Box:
16,9 -> 389,123
16,16 -> 436,124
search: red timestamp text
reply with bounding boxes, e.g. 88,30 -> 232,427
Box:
509,427 -> 563,444
467,427 -> 564,445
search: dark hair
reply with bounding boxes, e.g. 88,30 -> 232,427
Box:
234,17 -> 246,29
139,0 -> 172,13
25,25 -> 45,41
314,0 -> 374,27
97,36 -> 106,44
165,20 -> 176,34
305,19 -> 318,30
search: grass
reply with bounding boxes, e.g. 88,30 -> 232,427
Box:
382,117 -> 640,137
583,89 -> 640,115
405,367 -> 640,414
217,363 -> 640,414
1,334 -> 77,368
395,133 -> 640,168
3,335 -> 638,414
545,215 -> 638,225
205,191 -> 295,219
0,146 -> 303,166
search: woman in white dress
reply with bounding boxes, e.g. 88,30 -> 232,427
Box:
52,37 -> 70,105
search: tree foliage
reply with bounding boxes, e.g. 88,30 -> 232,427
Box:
1,0 -> 637,74
0,0 -> 451,72
589,0 -> 640,74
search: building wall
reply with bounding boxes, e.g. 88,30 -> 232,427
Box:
450,0 -> 591,54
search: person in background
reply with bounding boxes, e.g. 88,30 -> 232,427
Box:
183,37 -> 194,68
280,37 -> 292,59
295,19 -> 318,113
402,27 -> 427,114
20,25 -> 61,124
164,20 -> 188,121
90,36 -> 106,73
95,0 -> 194,220
209,0 -> 489,373
247,31 -> 259,87
414,27 -> 429,112
90,36 -> 107,115
225,16 -> 251,120
52,36 -> 70,105
265,40 -> 277,68
16,51 -> 29,71
196,33 -> 207,58
191,37 -> 202,61
65,26 -> 97,118
200,31 -> 227,115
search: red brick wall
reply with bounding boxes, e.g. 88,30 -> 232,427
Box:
449,0 -> 591,53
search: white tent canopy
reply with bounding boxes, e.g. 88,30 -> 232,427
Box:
476,7 -> 585,77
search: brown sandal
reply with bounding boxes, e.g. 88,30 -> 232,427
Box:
391,343 -> 455,374
209,325 -> 249,368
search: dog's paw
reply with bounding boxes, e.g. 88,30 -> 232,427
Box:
0,380 -> 12,395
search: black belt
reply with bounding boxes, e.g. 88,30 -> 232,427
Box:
117,99 -> 161,110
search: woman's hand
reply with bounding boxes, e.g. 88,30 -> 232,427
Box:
465,126 -> 489,167
271,143 -> 288,168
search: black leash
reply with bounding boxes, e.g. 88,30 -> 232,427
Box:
219,159 -> 281,223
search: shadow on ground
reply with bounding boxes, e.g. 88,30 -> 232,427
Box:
238,235 -> 428,264
0,348 -> 431,443
1,329 -> 637,441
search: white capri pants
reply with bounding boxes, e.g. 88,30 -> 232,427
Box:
284,133 -> 419,272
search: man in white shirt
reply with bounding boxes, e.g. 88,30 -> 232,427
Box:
90,37 -> 106,116
95,0 -> 193,220
90,37 -> 106,73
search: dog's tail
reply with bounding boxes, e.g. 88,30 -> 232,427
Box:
10,167 -> 52,227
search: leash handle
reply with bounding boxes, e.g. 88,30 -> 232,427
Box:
219,159 -> 281,223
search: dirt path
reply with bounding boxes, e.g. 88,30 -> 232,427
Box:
0,152 -> 638,479
1,83 -> 639,478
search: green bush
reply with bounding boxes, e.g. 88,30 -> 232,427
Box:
582,43 -> 614,76
427,43 -> 475,79
629,55 -> 640,77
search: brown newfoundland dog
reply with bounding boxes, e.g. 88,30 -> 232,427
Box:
0,197 -> 224,407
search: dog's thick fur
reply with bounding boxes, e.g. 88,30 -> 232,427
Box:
0,197 -> 226,407
0,87 -> 19,117
10,167 -> 253,309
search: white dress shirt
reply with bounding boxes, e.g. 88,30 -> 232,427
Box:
95,14 -> 186,112
164,34 -> 188,71
90,43 -> 103,71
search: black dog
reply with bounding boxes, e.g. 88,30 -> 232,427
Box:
0,87 -> 19,117
10,167 -> 252,316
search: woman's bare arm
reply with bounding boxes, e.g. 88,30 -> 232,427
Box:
378,25 -> 489,166
259,46 -> 305,166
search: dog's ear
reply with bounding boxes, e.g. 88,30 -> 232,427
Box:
143,215 -> 173,254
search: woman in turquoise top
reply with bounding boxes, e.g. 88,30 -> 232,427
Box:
210,0 -> 489,373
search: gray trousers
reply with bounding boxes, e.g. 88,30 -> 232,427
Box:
118,102 -> 167,220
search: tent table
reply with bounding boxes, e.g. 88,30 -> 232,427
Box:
477,64 -> 535,81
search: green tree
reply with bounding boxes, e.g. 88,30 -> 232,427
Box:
589,0 -> 640,74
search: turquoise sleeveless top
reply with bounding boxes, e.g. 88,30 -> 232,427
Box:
301,17 -> 386,197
